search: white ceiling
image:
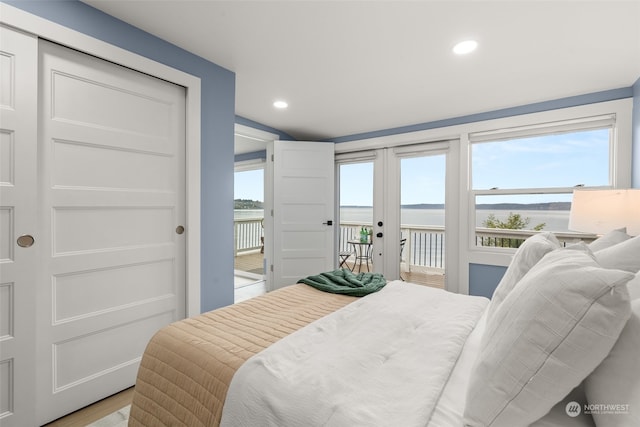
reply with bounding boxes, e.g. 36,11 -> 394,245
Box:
83,0 -> 640,144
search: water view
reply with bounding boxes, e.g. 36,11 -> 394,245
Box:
235,207 -> 572,232
341,207 -> 571,232
234,209 -> 265,220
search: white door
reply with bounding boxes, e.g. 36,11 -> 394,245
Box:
36,40 -> 186,424
0,25 -> 38,427
268,141 -> 335,290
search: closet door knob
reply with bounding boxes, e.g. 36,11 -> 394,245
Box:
176,226 -> 185,235
17,235 -> 35,248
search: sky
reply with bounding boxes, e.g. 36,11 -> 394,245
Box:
338,156 -> 447,206
234,128 -> 610,206
234,169 -> 264,202
472,129 -> 609,188
471,128 -> 609,204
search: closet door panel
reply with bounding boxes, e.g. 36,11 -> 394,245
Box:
36,39 -> 187,424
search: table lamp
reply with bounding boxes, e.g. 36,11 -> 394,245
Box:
569,189 -> 640,236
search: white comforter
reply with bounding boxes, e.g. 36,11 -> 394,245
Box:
220,281 -> 489,427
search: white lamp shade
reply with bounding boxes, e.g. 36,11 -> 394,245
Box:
569,189 -> 640,236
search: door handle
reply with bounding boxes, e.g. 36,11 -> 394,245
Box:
323,220 -> 333,226
376,232 -> 383,238
17,235 -> 35,248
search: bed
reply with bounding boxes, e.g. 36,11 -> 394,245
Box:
128,230 -> 640,427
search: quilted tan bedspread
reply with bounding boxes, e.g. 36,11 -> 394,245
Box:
128,284 -> 357,427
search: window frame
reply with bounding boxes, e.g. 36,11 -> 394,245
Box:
333,97 -> 633,293
466,104 -> 632,259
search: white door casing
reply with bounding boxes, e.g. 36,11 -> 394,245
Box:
35,40 -> 186,424
234,124 -> 277,284
0,25 -> 38,427
269,141 -> 335,290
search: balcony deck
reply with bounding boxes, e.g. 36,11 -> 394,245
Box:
234,250 -> 445,289
234,250 -> 265,275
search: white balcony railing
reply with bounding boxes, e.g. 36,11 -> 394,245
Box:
474,227 -> 598,248
234,218 -> 263,255
339,221 -> 445,272
235,217 -> 598,271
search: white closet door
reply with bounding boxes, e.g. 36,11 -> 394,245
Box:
0,25 -> 38,427
36,40 -> 186,424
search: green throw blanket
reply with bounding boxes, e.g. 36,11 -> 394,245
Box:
298,268 -> 386,297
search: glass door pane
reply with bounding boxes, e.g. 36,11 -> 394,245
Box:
400,154 -> 446,288
338,161 -> 374,272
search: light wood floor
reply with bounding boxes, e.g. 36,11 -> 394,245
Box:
234,250 -> 264,274
42,387 -> 134,427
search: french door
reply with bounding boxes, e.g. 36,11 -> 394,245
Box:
336,141 -> 458,289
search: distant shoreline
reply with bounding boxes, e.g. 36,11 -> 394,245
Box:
341,202 -> 571,211
235,202 -> 571,211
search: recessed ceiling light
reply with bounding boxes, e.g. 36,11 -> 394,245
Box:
273,100 -> 288,109
453,40 -> 478,55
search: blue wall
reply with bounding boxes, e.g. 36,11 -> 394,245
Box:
6,0 -> 236,311
331,87 -> 634,143
469,264 -> 507,299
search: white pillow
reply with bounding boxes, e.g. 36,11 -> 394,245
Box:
584,299 -> 640,427
464,247 -> 633,427
530,383 -> 595,427
627,274 -> 640,300
487,232 -> 560,321
588,227 -> 630,252
595,235 -> 640,273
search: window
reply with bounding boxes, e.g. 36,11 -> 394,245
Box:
470,115 -> 615,248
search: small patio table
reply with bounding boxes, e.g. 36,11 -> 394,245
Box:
347,239 -> 372,272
